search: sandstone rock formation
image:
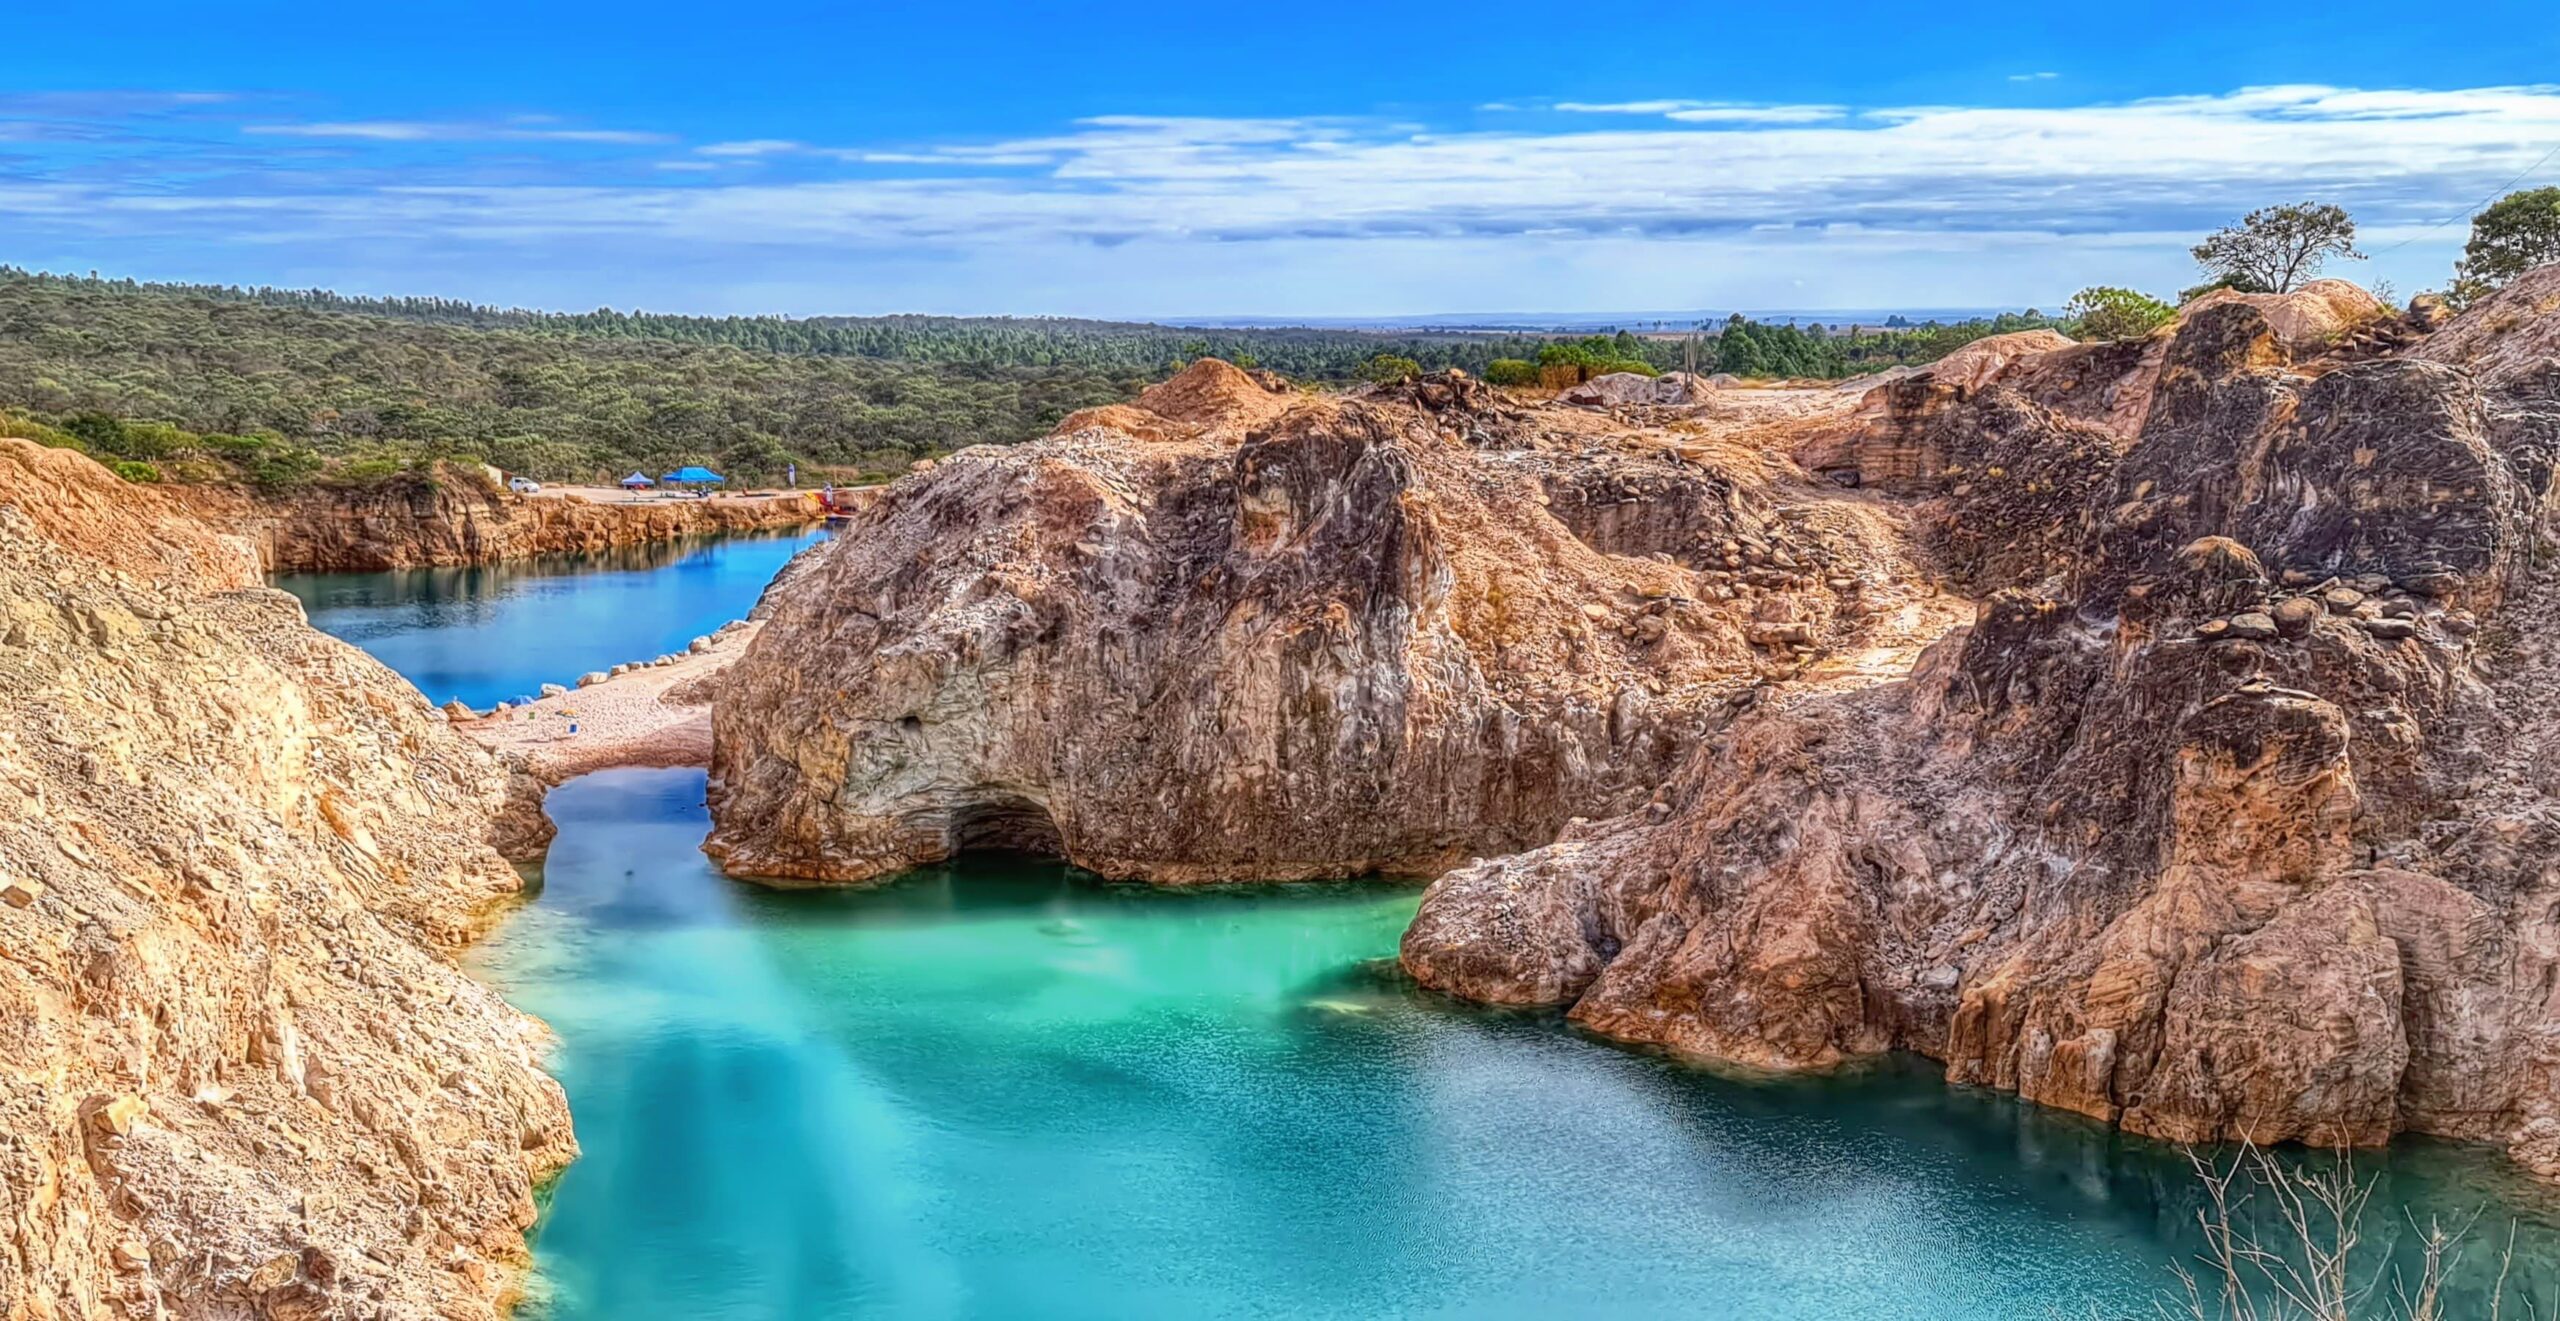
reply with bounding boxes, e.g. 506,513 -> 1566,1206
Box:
707,362 -> 1916,885
1404,284 -> 2560,1167
167,467 -> 823,573
2414,263 -> 2560,389
0,446 -> 573,1318
0,441 -> 262,593
1558,371 -> 1714,407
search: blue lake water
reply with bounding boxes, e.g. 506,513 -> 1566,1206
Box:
274,530 -> 824,709
294,536 -> 2560,1320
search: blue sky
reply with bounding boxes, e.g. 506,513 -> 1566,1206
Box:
7,0 -> 2558,318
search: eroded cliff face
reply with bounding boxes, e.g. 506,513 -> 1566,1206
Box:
0,444 -> 573,1318
169,469 -> 823,573
1404,283 -> 2560,1167
707,361 -> 1924,884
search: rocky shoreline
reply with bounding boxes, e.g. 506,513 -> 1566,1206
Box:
8,262 -> 2560,1316
709,272 -> 2560,1172
446,621 -> 762,861
1404,275 -> 2560,1168
169,473 -> 825,574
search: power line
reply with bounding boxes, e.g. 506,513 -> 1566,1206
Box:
2375,139 -> 2560,254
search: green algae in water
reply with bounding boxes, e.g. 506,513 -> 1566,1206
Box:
472,769 -> 2560,1320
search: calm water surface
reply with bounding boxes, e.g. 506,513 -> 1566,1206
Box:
306,537 -> 2560,1319
275,530 -> 823,709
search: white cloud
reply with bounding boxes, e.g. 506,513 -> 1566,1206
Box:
18,83 -> 2560,310
1553,99 -> 1844,123
78,85 -> 2558,255
1664,105 -> 1846,124
2009,72 -> 2060,82
697,138 -> 803,157
1553,99 -> 1703,115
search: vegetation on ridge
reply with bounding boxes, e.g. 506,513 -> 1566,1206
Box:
0,267 -> 2104,489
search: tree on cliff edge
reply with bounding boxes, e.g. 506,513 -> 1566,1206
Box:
2454,186 -> 2560,304
2192,203 -> 2365,294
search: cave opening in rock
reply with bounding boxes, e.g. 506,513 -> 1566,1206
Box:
946,794 -> 1067,859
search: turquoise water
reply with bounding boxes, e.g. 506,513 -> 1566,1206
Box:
274,530 -> 823,709
291,536 -> 2560,1319
467,770 -> 2560,1321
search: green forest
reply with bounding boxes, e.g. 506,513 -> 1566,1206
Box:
0,267 -> 2056,489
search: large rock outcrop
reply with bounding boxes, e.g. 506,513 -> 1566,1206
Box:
0,445 -> 574,1318
706,363 -> 1910,884
168,468 -> 823,573
1404,290 -> 2560,1166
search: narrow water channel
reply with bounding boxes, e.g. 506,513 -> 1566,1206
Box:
283,537 -> 2560,1320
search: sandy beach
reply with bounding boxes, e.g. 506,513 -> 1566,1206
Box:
453,622 -> 760,781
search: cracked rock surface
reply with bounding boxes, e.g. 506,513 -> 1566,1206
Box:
0,438 -> 574,1319
1404,279 -> 2560,1168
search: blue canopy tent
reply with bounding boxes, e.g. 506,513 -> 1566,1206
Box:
619,472 -> 655,489
659,465 -> 724,496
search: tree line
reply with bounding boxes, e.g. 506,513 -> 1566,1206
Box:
22,187 -> 2553,495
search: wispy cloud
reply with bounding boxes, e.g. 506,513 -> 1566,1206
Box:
9,82 -> 2556,309
244,120 -> 671,144
1552,99 -> 1700,115
696,138 -> 803,157
1553,99 -> 1846,123
2009,71 -> 2061,82
1666,104 -> 1846,124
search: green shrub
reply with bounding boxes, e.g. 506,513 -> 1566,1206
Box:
1357,354 -> 1421,383
2064,287 -> 2178,341
0,409 -> 88,452
1484,358 -> 1538,387
1592,358 -> 1660,377
245,445 -> 324,492
2177,273 -> 2267,304
335,456 -> 406,484
107,419 -> 192,460
109,459 -> 163,484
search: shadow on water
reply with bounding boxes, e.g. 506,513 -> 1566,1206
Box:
472,768 -> 2560,1321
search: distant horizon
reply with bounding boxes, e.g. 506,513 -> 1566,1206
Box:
1,262 -> 2037,334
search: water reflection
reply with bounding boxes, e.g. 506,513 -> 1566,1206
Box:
475,769 -> 2560,1321
275,530 -> 825,709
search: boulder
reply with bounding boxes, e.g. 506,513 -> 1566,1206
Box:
1560,372 -> 1678,407
2225,611 -> 2279,641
